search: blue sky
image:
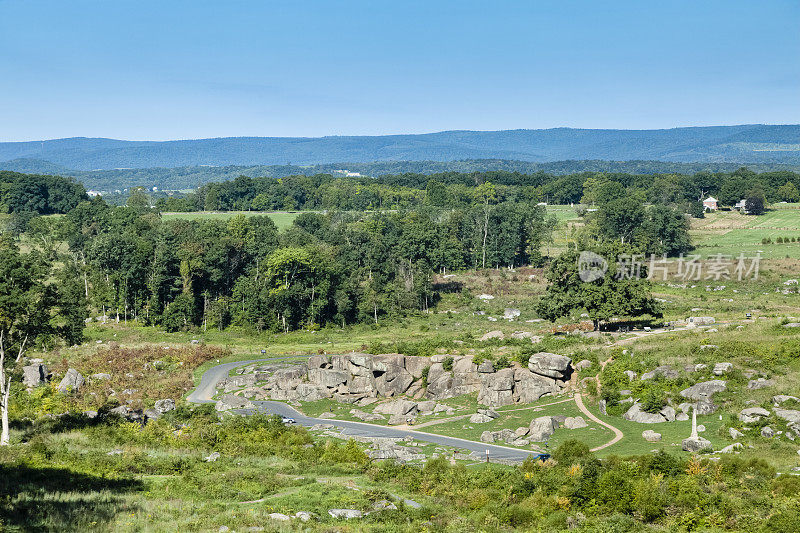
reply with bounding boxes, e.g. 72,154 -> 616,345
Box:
1,0 -> 798,141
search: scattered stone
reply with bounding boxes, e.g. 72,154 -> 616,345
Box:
773,395 -> 799,405
477,360 -> 495,373
642,430 -> 662,442
90,372 -> 111,381
204,451 -> 221,462
317,412 -> 337,419
575,360 -> 592,371
294,511 -> 313,522
215,394 -> 255,412
154,399 -> 176,413
469,413 -> 494,424
328,509 -> 364,519
107,449 -> 123,456
515,426 -> 530,437
350,409 -> 385,422
641,366 -> 679,381
700,345 -> 719,350
682,436 -> 711,452
388,413 -> 414,425
480,431 -> 494,443
373,500 -> 397,511
739,407 -> 770,423
22,364 -> 50,388
374,399 -> 417,416
268,513 -> 291,521
697,424 -> 706,433
623,402 -> 675,424
694,364 -> 708,372
748,378 -> 775,390
680,380 -> 727,401
503,308 -> 521,320
624,370 -> 637,381
774,408 -> 800,424
762,426 -> 775,438
720,442 -> 743,454
57,368 -> 85,394
783,323 -> 800,328
729,428 -> 744,440
564,416 -> 588,429
83,410 -> 98,419
477,294 -> 495,300
480,330 -> 504,341
713,362 -> 733,375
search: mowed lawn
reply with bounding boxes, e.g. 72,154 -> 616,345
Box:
161,210 -> 302,230
691,206 -> 800,259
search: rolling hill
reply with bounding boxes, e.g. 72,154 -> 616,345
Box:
1,125 -> 798,172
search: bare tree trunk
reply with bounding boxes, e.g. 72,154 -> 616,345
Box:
0,331 -> 10,446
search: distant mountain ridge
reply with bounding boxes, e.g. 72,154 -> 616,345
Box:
1,125 -> 799,171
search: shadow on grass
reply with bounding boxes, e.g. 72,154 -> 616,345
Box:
0,464 -> 142,532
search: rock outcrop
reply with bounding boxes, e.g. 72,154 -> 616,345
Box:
57,368 -> 85,394
623,402 -> 676,423
22,364 -> 50,389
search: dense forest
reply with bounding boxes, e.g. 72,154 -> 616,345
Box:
1,166 -> 796,335
155,167 -> 800,213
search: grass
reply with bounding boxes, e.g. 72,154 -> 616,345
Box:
160,210 -> 302,230
691,207 -> 800,259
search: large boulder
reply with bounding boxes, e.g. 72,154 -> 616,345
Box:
350,409 -> 385,422
22,364 -> 50,389
528,416 -> 558,442
404,356 -> 429,379
739,407 -> 770,423
641,366 -> 679,380
374,399 -> 417,416
564,416 -> 588,429
642,430 -> 662,442
623,402 -> 674,424
680,380 -> 727,401
308,368 -> 349,389
469,413 -> 494,423
713,362 -> 733,376
307,354 -> 329,369
477,367 -> 515,407
480,330 -> 504,341
748,378 -> 774,390
215,394 -> 254,411
154,399 -> 175,413
512,369 -> 560,404
682,436 -> 712,452
774,408 -> 800,425
58,368 -> 85,394
772,395 -> 799,406
528,352 -> 572,380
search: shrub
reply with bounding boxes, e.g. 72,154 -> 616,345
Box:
420,366 -> 430,388
640,388 -> 666,414
777,236 -> 784,244
442,356 -> 454,372
553,439 -> 592,464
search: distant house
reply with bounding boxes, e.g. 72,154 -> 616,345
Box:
703,197 -> 719,211
734,199 -> 747,211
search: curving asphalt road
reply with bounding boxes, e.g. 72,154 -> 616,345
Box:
188,358 -> 550,462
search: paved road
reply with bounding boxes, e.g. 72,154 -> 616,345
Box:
187,358 -> 549,462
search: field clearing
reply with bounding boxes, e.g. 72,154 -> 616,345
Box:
691,207 -> 800,259
161,210 -> 302,229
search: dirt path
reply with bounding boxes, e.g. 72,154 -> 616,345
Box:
573,393 -> 623,452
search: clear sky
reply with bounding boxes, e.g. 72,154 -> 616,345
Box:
1,0 -> 798,141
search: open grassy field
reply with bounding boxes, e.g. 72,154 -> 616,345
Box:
161,210 -> 302,230
691,206 -> 800,259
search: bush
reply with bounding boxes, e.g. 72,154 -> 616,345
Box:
553,439 -> 592,464
442,356 -> 454,372
640,388 -> 666,414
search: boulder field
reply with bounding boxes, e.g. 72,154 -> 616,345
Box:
222,352 -> 574,408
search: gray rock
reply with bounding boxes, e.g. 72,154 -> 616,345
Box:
642,430 -> 662,442
374,399 -> 417,416
641,365 -> 679,381
761,426 -> 774,438
477,408 -> 500,419
22,364 -> 50,388
480,430 -> 495,443
328,509 -> 364,519
83,410 -> 98,419
682,436 -> 712,452
90,372 -> 111,381
503,308 -> 521,320
387,413 -> 414,425
747,378 -> 775,390
564,416 -> 588,429
514,426 -> 530,437
729,427 -> 744,440
574,359 -> 593,371
204,451 -> 221,462
480,330 -> 504,341
720,442 -> 743,454
774,408 -> 800,424
477,360 -> 495,373
294,511 -> 313,522
528,416 -> 558,441
773,395 -> 799,405
268,513 -> 291,521
624,370 -> 637,381
143,408 -> 161,421
783,322 -> 800,328
469,413 -> 493,423
57,368 -> 85,394
713,362 -> 733,375
676,413 -> 689,421
623,402 -> 670,423
527,352 -> 572,380
154,399 -> 176,413
350,409 -> 385,422
739,407 -> 770,423
215,394 -> 255,412
694,364 -> 708,372
680,380 -> 727,401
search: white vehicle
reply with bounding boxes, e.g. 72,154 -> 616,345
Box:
281,416 -> 296,424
